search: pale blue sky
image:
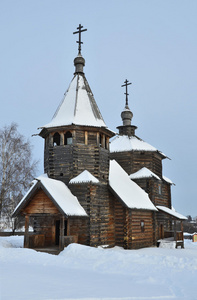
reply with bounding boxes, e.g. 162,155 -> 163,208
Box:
0,0 -> 197,216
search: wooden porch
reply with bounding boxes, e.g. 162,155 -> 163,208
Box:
162,230 -> 184,248
24,215 -> 79,253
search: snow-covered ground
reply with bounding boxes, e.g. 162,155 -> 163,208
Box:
0,236 -> 197,300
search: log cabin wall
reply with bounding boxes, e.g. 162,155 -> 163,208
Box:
108,194 -> 154,249
131,210 -> 154,249
131,178 -> 172,241
69,183 -> 115,247
110,151 -> 163,178
111,195 -> 126,248
22,189 -> 60,215
155,212 -> 172,240
153,182 -> 172,207
132,178 -> 171,208
32,216 -> 56,247
44,128 -> 110,185
69,218 -> 89,245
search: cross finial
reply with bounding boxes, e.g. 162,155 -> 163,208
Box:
121,79 -> 132,107
73,24 -> 87,55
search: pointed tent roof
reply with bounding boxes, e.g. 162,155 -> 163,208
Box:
130,167 -> 161,181
40,53 -> 107,130
130,167 -> 175,185
12,175 -> 88,218
109,160 -> 157,211
69,170 -> 99,184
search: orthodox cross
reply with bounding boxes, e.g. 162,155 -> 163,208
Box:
121,79 -> 132,107
73,24 -> 87,55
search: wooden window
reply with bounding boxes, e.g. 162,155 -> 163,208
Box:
64,131 -> 73,145
141,220 -> 145,232
53,132 -> 60,146
158,184 -> 162,195
99,134 -> 102,147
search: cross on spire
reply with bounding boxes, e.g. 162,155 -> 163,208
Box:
121,79 -> 132,107
73,24 -> 87,55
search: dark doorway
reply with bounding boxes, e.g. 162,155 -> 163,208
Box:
159,224 -> 164,239
55,220 -> 68,246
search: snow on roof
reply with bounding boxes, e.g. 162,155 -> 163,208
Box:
69,170 -> 99,184
156,206 -> 187,220
109,160 -> 157,211
129,167 -> 161,181
110,135 -> 166,157
163,176 -> 175,185
41,74 -> 106,129
13,175 -> 87,217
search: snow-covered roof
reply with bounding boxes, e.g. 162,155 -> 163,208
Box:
69,170 -> 99,184
12,175 -> 87,217
110,135 -> 166,157
41,74 -> 106,129
156,206 -> 187,220
130,167 -> 161,181
163,176 -> 175,185
109,160 -> 157,211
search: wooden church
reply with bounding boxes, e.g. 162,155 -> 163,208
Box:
12,25 -> 186,252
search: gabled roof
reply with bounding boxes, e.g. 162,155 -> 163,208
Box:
163,176 -> 175,185
109,160 -> 157,211
69,170 -> 99,184
130,168 -> 175,185
130,167 -> 161,181
40,74 -> 106,129
12,175 -> 88,217
110,135 -> 167,158
156,206 -> 187,220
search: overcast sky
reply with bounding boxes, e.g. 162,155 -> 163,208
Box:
0,0 -> 196,216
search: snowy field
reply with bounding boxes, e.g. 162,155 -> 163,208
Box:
0,236 -> 197,300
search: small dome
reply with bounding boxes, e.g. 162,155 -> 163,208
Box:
74,54 -> 85,74
121,106 -> 133,126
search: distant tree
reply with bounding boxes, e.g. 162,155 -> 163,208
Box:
0,123 -> 38,229
187,215 -> 192,222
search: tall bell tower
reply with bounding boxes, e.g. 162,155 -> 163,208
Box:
39,25 -> 114,185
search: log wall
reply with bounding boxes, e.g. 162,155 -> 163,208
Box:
130,210 -> 154,249
110,151 -> 163,178
22,189 -> 59,215
44,143 -> 110,185
69,183 -> 115,247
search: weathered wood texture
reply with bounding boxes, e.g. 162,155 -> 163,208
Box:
155,211 -> 172,240
69,183 -> 115,247
109,193 -> 154,249
132,178 -> 172,208
110,149 -> 172,244
33,216 -> 56,246
110,151 -> 163,179
130,210 -> 154,249
44,144 -> 110,185
22,189 -> 60,215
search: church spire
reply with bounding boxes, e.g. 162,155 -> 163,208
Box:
73,24 -> 87,74
121,79 -> 132,109
121,79 -> 133,126
117,79 -> 137,136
